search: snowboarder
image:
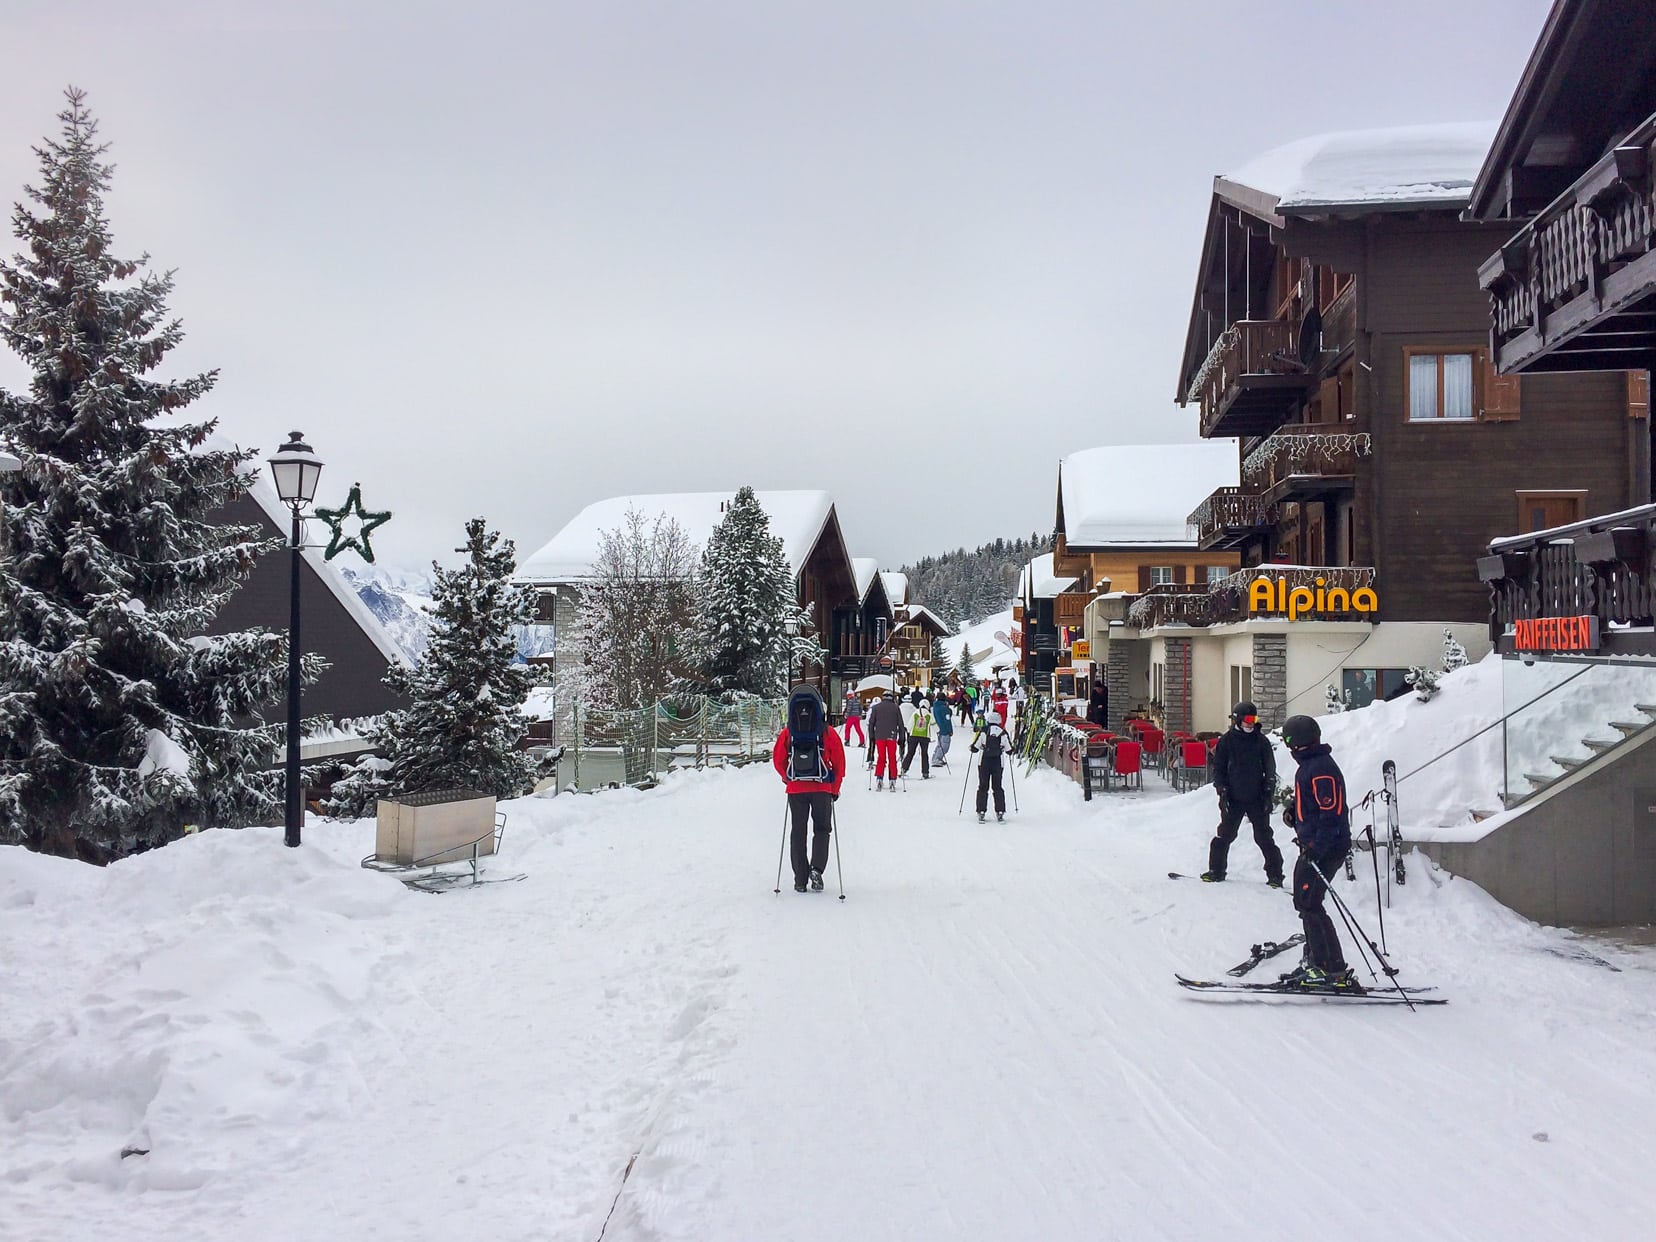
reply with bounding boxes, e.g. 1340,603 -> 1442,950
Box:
1278,715 -> 1356,988
1201,700 -> 1285,887
971,709 -> 1012,822
866,690 -> 904,791
902,694 -> 933,778
931,692 -> 955,766
772,686 -> 847,892
842,690 -> 865,748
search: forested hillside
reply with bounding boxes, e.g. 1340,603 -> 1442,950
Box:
900,533 -> 1053,629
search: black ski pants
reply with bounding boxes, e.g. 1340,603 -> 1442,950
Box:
902,735 -> 931,776
789,792 -> 834,885
976,756 -> 1006,815
1293,844 -> 1349,972
1208,797 -> 1284,883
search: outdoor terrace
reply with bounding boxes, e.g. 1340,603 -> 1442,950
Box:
1187,486 -> 1278,551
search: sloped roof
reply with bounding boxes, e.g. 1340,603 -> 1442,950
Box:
880,571 -> 909,608
1018,553 -> 1078,601
517,490 -> 835,584
1219,122 -> 1497,218
0,449 -> 20,473
851,557 -> 881,604
1060,442 -> 1239,547
899,603 -> 952,637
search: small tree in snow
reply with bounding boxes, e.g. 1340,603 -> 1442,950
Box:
683,487 -> 817,698
1324,684 -> 1347,714
0,90 -> 305,860
320,754 -> 393,819
377,519 -> 539,798
564,507 -> 699,709
931,636 -> 951,684
953,641 -> 977,684
1405,665 -> 1440,702
1441,627 -> 1469,675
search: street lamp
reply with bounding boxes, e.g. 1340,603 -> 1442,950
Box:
268,431 -> 323,847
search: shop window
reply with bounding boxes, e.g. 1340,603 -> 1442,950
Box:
1341,668 -> 1411,709
1230,664 -> 1252,706
1405,349 -> 1477,421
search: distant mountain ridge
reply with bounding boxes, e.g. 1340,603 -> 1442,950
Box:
900,533 -> 1053,629
341,563 -> 555,666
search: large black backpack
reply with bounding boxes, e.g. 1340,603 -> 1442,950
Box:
786,686 -> 830,782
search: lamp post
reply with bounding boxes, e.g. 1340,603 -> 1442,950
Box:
268,432 -> 323,847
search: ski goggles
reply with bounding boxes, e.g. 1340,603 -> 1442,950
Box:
1237,713 -> 1259,726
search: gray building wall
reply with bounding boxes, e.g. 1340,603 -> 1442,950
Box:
1415,728 -> 1656,926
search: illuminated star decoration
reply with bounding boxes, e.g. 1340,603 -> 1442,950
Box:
314,483 -> 392,563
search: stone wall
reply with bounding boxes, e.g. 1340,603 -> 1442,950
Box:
1252,633 -> 1287,728
1106,638 -> 1132,732
1163,637 -> 1192,735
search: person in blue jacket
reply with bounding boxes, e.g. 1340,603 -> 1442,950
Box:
1279,715 -> 1356,989
930,691 -> 955,766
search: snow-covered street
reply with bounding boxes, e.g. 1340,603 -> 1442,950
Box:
4,758 -> 1656,1241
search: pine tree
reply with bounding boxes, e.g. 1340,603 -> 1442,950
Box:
1441,627 -> 1469,674
931,635 -> 950,682
684,486 -> 818,698
376,520 -> 539,798
0,90 -> 302,860
953,641 -> 976,683
1324,684 -> 1347,714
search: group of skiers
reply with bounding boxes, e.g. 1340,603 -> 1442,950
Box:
1203,699 -> 1356,991
776,680 -> 1357,994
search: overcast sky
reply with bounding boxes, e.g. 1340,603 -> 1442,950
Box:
1,0 -> 1551,572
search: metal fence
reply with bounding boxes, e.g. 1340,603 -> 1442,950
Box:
554,696 -> 789,791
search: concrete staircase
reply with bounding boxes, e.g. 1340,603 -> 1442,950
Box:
1521,702 -> 1656,800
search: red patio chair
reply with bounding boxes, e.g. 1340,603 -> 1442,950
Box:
1109,740 -> 1142,791
1138,727 -> 1164,770
1173,740 -> 1209,793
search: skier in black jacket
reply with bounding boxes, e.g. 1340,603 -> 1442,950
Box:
1200,700 -> 1284,886
1278,715 -> 1356,989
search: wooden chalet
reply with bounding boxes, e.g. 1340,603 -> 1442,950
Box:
1015,553 -> 1082,694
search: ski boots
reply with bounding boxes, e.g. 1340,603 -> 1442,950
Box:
1278,963 -> 1317,987
996,812 -> 1005,822
1266,878 -> 1284,890
794,878 -> 808,893
809,869 -> 824,892
876,779 -> 885,791
977,811 -> 986,823
1199,872 -> 1225,883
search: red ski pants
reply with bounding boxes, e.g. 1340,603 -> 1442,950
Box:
874,739 -> 899,778
843,718 -> 865,745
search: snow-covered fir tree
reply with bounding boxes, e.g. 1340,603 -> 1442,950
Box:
931,636 -> 950,683
376,519 -> 540,798
1324,684 -> 1347,714
1406,665 -> 1441,702
0,90 -> 305,861
953,641 -> 977,683
684,487 -> 819,698
1441,627 -> 1469,674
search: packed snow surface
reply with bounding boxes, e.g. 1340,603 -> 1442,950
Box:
950,607 -> 1018,672
1221,121 -> 1497,212
5,757 -> 1656,1240
1059,441 -> 1239,547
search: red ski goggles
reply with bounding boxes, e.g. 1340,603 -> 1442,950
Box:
1237,713 -> 1259,726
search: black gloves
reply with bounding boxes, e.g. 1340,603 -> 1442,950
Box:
1282,803 -> 1297,829
832,793 -> 840,802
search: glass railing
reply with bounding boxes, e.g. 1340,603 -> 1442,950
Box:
1500,656 -> 1656,806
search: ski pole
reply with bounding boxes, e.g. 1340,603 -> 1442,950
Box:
831,803 -> 846,900
1304,854 -> 1416,1012
773,803 -> 789,894
1006,753 -> 1019,813
958,748 -> 975,813
1364,806 -> 1388,956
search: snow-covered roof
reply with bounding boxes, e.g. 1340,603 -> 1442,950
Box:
900,603 -> 952,636
1219,122 -> 1497,217
240,470 -> 411,669
880,571 -> 909,608
1018,553 -> 1078,601
1060,442 -> 1239,547
0,449 -> 19,473
517,490 -> 835,584
851,557 -> 881,605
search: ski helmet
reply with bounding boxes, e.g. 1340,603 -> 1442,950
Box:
986,710 -> 1003,726
1282,714 -> 1322,749
1231,700 -> 1259,724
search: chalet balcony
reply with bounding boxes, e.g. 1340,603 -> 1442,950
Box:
1187,486 -> 1279,551
1126,565 -> 1378,630
1479,110 -> 1656,374
1479,502 -> 1656,652
1054,591 -> 1088,626
1242,426 -> 1371,507
1188,319 -> 1317,439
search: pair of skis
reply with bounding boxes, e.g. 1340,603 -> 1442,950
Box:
1178,930 -> 1447,1005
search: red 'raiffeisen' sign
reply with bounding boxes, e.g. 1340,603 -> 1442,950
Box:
1513,616 -> 1601,653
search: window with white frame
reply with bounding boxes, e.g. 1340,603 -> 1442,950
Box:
1407,350 -> 1476,421
1150,566 -> 1175,586
1206,565 -> 1229,585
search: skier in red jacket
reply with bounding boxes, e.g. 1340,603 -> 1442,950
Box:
772,687 -> 847,892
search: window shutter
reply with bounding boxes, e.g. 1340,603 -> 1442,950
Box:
1137,565 -> 1151,592
1479,354 -> 1521,421
1317,375 -> 1339,424
1173,564 -> 1188,585
1629,370 -> 1650,420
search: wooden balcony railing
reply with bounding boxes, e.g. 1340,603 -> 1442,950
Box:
1187,486 -> 1278,549
1187,319 -> 1313,438
1127,565 -> 1378,629
1479,111 -> 1656,372
1054,591 -> 1088,626
1480,503 -> 1656,645
1241,426 -> 1371,500
1321,282 -> 1356,358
